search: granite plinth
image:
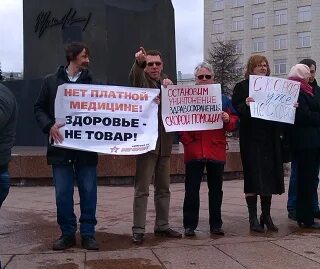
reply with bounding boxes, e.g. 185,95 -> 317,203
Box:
9,139 -> 243,185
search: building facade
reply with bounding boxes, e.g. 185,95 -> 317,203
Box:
204,0 -> 320,79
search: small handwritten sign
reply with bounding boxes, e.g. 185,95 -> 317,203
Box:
35,8 -> 91,38
249,75 -> 300,124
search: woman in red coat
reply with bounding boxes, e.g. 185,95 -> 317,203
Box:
180,62 -> 238,236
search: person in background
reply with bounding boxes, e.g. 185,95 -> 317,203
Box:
288,64 -> 320,228
232,55 -> 285,233
129,47 -> 182,244
34,42 -> 99,250
287,59 -> 320,221
180,62 -> 238,237
0,83 -> 18,208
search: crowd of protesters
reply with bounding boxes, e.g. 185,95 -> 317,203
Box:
1,41 -> 319,251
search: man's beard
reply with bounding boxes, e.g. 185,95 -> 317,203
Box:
80,63 -> 89,70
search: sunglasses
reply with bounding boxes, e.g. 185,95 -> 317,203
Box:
147,61 -> 162,67
197,74 -> 212,80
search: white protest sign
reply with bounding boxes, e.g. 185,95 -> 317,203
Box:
249,75 -> 300,124
54,83 -> 159,155
162,84 -> 223,132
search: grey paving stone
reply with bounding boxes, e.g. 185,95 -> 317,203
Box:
153,245 -> 245,269
86,249 -> 162,268
0,255 -> 13,268
2,180 -> 318,268
5,253 -> 85,269
217,241 -> 320,269
273,232 -> 320,263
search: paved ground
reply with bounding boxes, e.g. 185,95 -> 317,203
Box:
1,178 -> 320,269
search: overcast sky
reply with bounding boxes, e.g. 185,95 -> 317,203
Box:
0,0 -> 203,74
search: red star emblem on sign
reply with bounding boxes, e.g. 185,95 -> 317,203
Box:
110,146 -> 119,153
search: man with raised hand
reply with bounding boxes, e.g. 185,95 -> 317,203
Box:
129,47 -> 182,244
34,42 -> 99,251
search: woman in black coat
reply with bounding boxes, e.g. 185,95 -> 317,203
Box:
288,64 -> 320,228
232,55 -> 284,233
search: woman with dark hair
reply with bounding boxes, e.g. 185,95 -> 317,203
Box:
232,55 -> 285,233
288,64 -> 320,228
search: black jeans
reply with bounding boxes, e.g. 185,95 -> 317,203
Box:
295,148 -> 320,225
0,164 -> 10,208
183,161 -> 224,230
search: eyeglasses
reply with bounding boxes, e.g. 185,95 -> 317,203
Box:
197,74 -> 212,80
147,62 -> 162,67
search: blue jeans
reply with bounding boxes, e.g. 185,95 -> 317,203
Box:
0,165 -> 10,208
287,157 -> 320,214
52,164 -> 97,236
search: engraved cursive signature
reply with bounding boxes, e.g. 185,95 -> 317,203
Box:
35,8 -> 92,38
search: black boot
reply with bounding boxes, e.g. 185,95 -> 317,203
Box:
246,196 -> 264,233
260,195 -> 278,232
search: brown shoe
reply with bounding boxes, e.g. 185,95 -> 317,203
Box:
154,228 -> 182,238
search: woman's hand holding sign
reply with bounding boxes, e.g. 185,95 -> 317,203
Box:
221,112 -> 230,123
245,97 -> 255,106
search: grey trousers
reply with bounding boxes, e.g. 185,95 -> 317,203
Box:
132,152 -> 171,234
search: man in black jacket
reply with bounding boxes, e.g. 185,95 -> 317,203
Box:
0,84 -> 17,208
34,42 -> 99,250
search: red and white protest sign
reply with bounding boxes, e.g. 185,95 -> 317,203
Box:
161,84 -> 223,132
54,83 -> 159,155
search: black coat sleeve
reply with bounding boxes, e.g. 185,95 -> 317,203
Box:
231,80 -> 251,119
295,92 -> 320,126
0,94 -> 14,129
34,77 -> 55,133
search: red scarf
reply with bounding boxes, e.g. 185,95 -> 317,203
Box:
288,76 -> 314,96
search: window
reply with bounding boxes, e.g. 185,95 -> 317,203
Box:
298,6 -> 311,22
274,34 -> 287,50
213,0 -> 224,11
213,19 -> 224,34
274,59 -> 287,75
298,32 -> 311,47
275,9 -> 287,25
253,0 -> 265,4
252,37 -> 265,52
234,40 -> 243,54
252,13 -> 265,28
232,16 -> 244,31
233,0 -> 244,8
